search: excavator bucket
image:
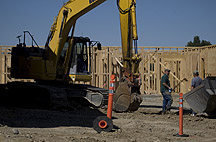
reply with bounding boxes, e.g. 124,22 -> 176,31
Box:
113,82 -> 142,112
183,76 -> 216,115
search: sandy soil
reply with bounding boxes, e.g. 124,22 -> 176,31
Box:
0,94 -> 216,142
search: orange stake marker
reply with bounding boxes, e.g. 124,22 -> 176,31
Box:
179,93 -> 183,135
107,75 -> 115,119
174,93 -> 189,137
93,75 -> 115,133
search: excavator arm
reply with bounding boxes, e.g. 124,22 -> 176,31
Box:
118,0 -> 138,67
113,0 -> 142,112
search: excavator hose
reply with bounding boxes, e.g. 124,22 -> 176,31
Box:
116,0 -> 135,14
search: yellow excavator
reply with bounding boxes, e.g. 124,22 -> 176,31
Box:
10,0 -> 142,112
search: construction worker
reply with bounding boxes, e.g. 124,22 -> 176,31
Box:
190,70 -> 202,116
160,69 -> 173,114
191,70 -> 202,90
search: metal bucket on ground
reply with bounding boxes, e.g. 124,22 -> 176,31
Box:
183,76 -> 216,115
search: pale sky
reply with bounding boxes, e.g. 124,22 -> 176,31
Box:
0,0 -> 215,47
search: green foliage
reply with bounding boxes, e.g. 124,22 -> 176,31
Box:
186,36 -> 211,47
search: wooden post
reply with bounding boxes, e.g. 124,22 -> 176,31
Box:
98,50 -> 103,88
156,48 -> 160,94
140,47 -> 145,94
4,48 -> 7,84
147,49 -> 151,94
91,47 -> 95,86
198,48 -> 201,74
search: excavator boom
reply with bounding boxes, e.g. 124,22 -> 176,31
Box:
46,0 -> 106,64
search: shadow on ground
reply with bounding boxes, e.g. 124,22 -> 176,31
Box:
0,106 -> 107,128
0,84 -> 108,128
0,84 -> 113,129
139,104 -> 192,115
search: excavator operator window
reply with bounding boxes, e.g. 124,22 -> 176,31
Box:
76,42 -> 88,73
69,38 -> 89,75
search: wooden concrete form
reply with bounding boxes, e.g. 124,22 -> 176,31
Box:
1,45 -> 216,94
0,46 -> 11,84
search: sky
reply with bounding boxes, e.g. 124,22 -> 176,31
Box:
0,0 -> 215,47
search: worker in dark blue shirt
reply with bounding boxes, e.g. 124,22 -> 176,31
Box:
191,70 -> 202,89
190,70 -> 202,116
160,69 -> 173,114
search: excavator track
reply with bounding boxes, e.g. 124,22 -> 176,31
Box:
0,82 -> 108,110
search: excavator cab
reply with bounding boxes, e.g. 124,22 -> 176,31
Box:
11,31 -> 100,84
68,37 -> 92,82
57,36 -> 100,83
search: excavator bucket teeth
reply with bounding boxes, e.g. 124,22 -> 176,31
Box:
128,93 -> 143,112
113,82 -> 142,112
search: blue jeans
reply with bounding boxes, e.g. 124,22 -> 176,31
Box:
161,92 -> 173,111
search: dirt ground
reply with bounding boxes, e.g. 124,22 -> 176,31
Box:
0,94 -> 216,142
